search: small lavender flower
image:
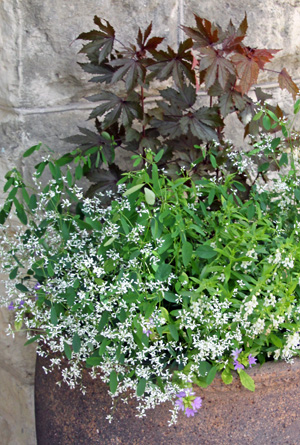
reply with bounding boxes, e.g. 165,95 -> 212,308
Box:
191,397 -> 202,410
8,302 -> 14,311
185,407 -> 196,417
175,389 -> 202,418
143,317 -> 154,337
34,282 -> 41,290
143,328 -> 152,337
176,391 -> 186,398
231,348 -> 242,360
233,360 -> 244,371
175,398 -> 185,411
248,354 -> 257,368
19,300 -> 25,308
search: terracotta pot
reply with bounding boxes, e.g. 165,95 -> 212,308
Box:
35,355 -> 300,444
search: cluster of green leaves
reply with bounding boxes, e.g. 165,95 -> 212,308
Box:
64,14 -> 298,195
2,145 -> 300,399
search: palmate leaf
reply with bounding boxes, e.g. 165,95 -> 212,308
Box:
219,88 -> 246,117
221,14 -> 248,53
149,39 -> 194,88
79,62 -> 115,84
278,68 -> 299,100
135,22 -> 164,56
85,164 -> 122,198
231,53 -> 259,95
78,16 -> 115,64
160,84 -> 196,109
182,15 -> 221,48
180,111 -> 220,142
199,47 -> 236,89
88,91 -> 142,128
110,58 -> 146,91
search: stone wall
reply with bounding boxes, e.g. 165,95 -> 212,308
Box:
0,1 -> 299,444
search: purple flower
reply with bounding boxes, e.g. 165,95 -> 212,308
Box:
34,282 -> 41,290
143,328 -> 153,337
233,360 -> 244,371
175,398 -> 185,411
8,302 -> 14,311
192,397 -> 202,410
176,391 -> 186,398
248,354 -> 257,368
19,300 -> 25,308
231,348 -> 242,360
185,407 -> 196,417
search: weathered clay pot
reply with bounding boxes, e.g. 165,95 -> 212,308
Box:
35,355 -> 300,444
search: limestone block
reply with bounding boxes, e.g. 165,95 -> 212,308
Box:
0,1 -> 20,111
0,303 -> 36,445
0,366 -> 36,445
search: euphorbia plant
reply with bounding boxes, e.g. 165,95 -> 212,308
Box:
64,13 -> 299,195
1,136 -> 300,423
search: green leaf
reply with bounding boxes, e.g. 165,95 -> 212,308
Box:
210,154 -> 217,168
154,149 -> 164,162
15,283 -> 29,292
28,194 -> 37,211
14,199 -> 28,225
199,361 -> 211,377
168,324 -> 179,341
233,181 -> 246,192
295,189 -> 300,201
266,110 -> 279,122
206,365 -> 217,385
294,99 -> 300,115
14,318 -> 23,332
155,262 -> 172,281
103,236 -> 117,247
136,378 -> 147,397
50,306 -> 58,326
23,143 -> 42,158
47,262 -> 55,277
221,367 -> 233,385
24,334 -> 41,346
269,333 -> 283,348
271,137 -> 281,150
144,187 -> 155,205
278,153 -> 288,167
253,110 -> 263,121
258,162 -> 270,173
61,221 -> 70,241
196,245 -> 217,259
86,356 -> 101,367
72,333 -> 81,353
65,288 -> 75,306
163,292 -> 177,303
99,338 -> 110,356
64,342 -> 72,360
75,164 -> 83,180
97,311 -> 109,332
182,241 -> 193,267
9,267 -> 18,280
109,370 -> 118,394
262,115 -> 271,130
123,183 -> 144,196
239,369 -> 255,392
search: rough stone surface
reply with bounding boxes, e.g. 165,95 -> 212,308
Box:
0,2 -> 300,444
35,355 -> 300,444
0,306 -> 36,445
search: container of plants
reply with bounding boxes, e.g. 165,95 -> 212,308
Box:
1,12 -> 300,445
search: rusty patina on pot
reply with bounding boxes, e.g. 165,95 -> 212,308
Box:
35,355 -> 300,444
